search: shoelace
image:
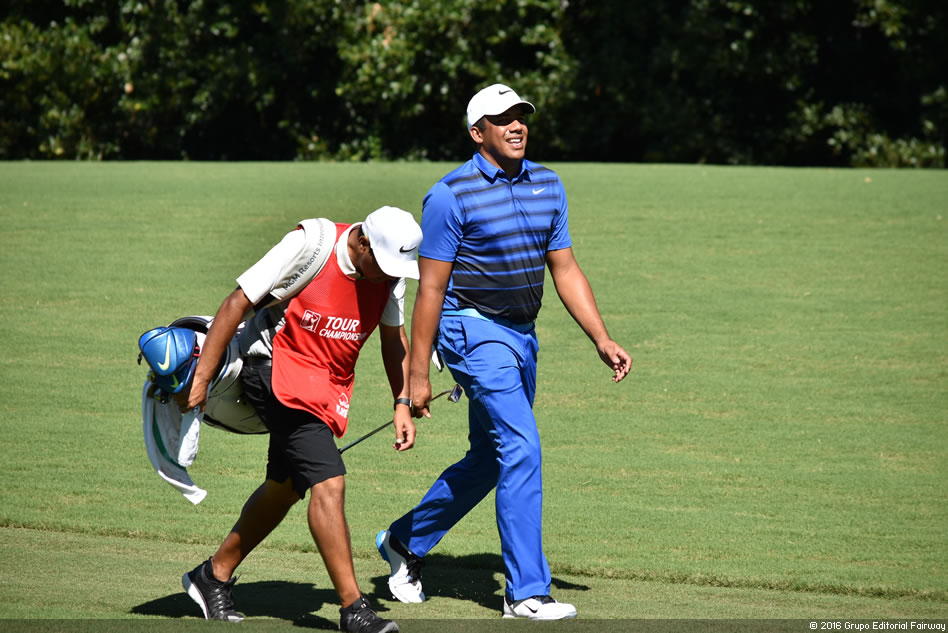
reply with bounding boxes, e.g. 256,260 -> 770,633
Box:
405,554 -> 424,585
389,535 -> 424,585
509,595 -> 556,608
343,598 -> 386,631
206,576 -> 239,616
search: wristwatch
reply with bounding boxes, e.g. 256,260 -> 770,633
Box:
394,397 -> 412,410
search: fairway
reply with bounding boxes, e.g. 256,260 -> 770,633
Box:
0,162 -> 945,628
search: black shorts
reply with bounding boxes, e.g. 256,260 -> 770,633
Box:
240,363 -> 346,498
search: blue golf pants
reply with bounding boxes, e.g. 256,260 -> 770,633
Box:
389,315 -> 551,601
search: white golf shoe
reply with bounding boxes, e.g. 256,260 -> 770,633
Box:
376,530 -> 425,603
502,595 -> 577,620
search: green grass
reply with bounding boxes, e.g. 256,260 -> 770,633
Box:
0,162 -> 945,627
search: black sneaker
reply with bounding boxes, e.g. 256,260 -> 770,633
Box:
339,595 -> 399,633
182,558 -> 245,622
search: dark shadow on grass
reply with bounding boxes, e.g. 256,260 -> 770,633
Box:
369,552 -> 590,611
130,580 -> 394,629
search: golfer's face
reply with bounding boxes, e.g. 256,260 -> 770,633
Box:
481,106 -> 529,163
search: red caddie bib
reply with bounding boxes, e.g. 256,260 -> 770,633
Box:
271,223 -> 391,437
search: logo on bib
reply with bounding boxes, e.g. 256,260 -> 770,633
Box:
301,310 -> 322,332
319,316 -> 366,341
336,393 -> 350,419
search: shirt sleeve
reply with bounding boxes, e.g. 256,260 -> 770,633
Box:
419,181 -> 464,262
236,228 -> 308,306
547,175 -> 572,251
379,277 -> 406,327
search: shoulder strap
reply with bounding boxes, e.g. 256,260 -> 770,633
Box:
264,218 -> 335,306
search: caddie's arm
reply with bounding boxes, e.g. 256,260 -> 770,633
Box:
546,247 -> 632,383
180,287 -> 253,412
409,256 -> 452,417
380,323 -> 417,451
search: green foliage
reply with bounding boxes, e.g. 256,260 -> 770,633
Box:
790,100 -> 946,168
0,17 -> 127,158
1,0 -> 945,165
324,0 -> 575,160
113,0 -> 347,159
562,0 -> 946,166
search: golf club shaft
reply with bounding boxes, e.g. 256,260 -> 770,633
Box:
338,386 -> 456,454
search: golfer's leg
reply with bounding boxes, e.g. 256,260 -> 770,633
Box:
210,477 -> 300,581
389,409 -> 499,555
307,475 -> 361,607
464,325 -> 549,601
486,379 -> 550,600
390,314 -> 499,554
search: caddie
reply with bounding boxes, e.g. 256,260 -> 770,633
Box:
151,206 -> 421,633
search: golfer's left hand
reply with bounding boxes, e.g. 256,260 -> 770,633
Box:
597,340 -> 632,383
393,410 -> 416,452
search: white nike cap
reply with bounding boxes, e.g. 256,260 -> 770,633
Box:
361,206 -> 423,280
466,83 -> 536,128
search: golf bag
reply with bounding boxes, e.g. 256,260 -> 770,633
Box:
139,314 -> 272,505
139,315 -> 267,435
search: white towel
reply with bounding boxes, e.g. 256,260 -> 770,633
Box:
141,382 -> 207,504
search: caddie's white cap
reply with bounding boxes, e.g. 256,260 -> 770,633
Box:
466,83 -> 536,128
361,206 -> 422,280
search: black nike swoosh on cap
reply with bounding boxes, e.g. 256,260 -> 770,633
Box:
399,246 -> 416,253
499,89 -> 512,95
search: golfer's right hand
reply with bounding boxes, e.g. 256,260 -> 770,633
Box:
410,374 -> 433,418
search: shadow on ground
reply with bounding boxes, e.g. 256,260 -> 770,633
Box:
130,579 -> 348,629
131,552 -> 589,627
369,552 -> 590,612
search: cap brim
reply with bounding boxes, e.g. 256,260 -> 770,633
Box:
470,100 -> 536,127
511,100 -> 536,116
375,255 -> 419,280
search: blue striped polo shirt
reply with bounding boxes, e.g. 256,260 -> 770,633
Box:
420,152 -> 572,324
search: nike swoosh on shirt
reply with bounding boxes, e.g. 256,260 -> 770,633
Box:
532,187 -> 546,195
157,339 -> 172,371
399,246 -> 416,253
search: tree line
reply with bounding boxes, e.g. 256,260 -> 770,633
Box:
2,0 -> 945,166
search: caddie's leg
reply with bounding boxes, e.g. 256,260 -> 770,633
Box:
307,474 -> 362,607
210,477 -> 300,581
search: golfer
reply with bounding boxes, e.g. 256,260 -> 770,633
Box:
179,206 -> 421,633
376,84 -> 632,619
